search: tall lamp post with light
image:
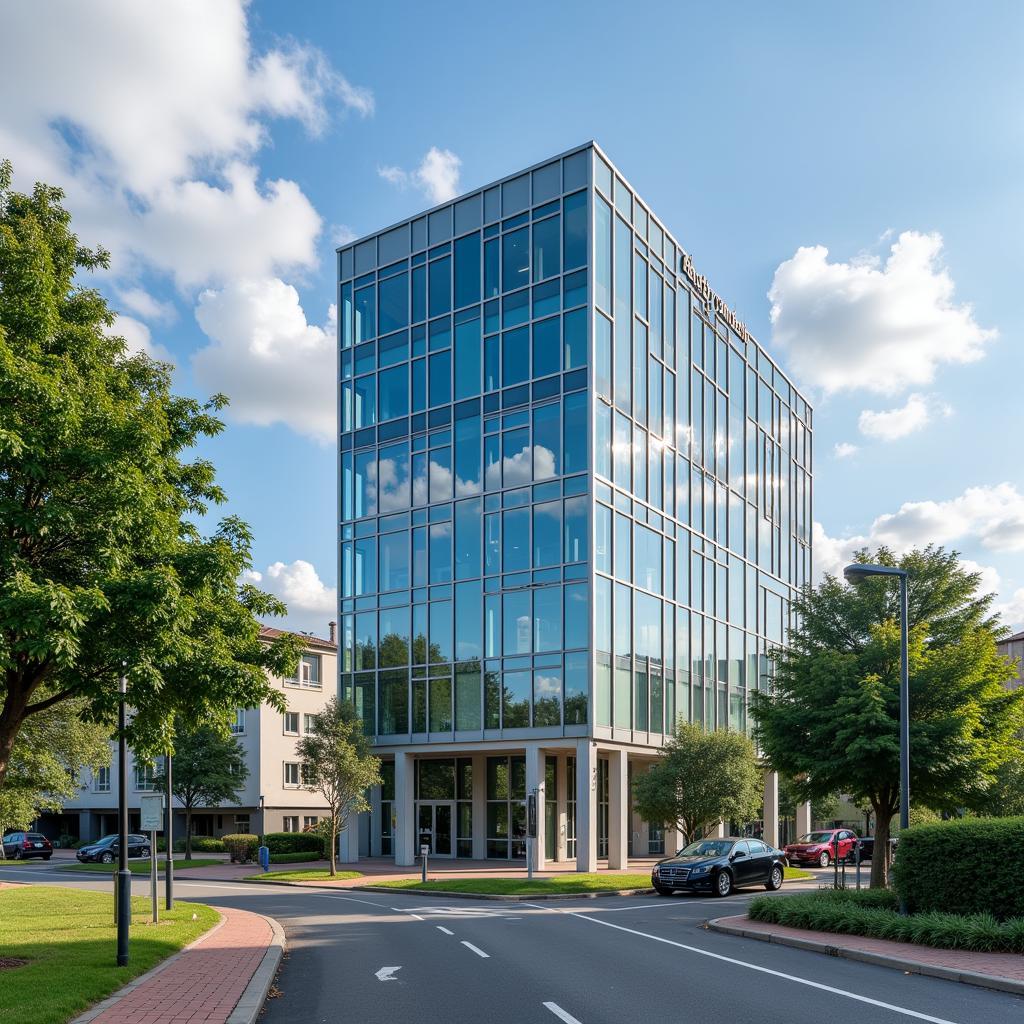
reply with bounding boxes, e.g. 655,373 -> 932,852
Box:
843,563 -> 910,911
116,672 -> 131,965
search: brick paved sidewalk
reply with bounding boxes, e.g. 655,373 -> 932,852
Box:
712,914 -> 1024,991
78,906 -> 278,1024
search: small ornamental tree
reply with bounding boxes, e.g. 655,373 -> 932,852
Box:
297,697 -> 381,877
634,722 -> 762,846
153,726 -> 249,859
751,546 -> 1024,888
0,160 -> 302,790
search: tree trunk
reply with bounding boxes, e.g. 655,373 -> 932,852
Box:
329,814 -> 337,877
0,686 -> 30,792
185,808 -> 192,861
870,804 -> 894,888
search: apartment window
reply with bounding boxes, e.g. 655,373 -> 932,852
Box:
283,762 -> 300,787
94,766 -> 111,793
303,713 -> 318,734
234,815 -> 250,834
300,764 -> 315,786
300,655 -> 322,688
134,763 -> 155,792
283,816 -> 299,833
283,712 -> 299,735
230,709 -> 245,735
303,815 -> 318,830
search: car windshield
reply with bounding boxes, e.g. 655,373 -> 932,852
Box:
678,840 -> 734,858
797,832 -> 835,843
94,835 -> 118,846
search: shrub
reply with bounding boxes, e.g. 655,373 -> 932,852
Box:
165,836 -> 225,853
270,850 -> 323,864
748,889 -> 1024,953
891,816 -> 1024,920
222,833 -> 259,863
263,831 -> 323,855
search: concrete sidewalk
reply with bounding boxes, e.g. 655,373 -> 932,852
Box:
73,906 -> 284,1024
709,913 -> 1024,996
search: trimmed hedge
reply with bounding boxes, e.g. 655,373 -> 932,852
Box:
749,889 -> 1024,953
892,816 -> 1024,920
270,851 -> 324,864
263,831 -> 323,855
222,833 -> 259,863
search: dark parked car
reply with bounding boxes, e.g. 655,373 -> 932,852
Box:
652,837 -> 787,898
76,834 -> 151,864
784,829 -> 859,867
2,831 -> 53,860
846,836 -> 873,862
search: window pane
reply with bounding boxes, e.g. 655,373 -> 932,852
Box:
454,413 -> 481,495
378,442 -> 410,512
563,390 -> 587,475
594,503 -> 611,573
429,350 -> 451,407
532,316 -> 560,378
563,308 -> 585,372
502,228 -> 529,292
502,507 -> 529,572
455,664 -> 482,731
534,585 -> 562,652
454,232 -> 481,309
379,531 -> 409,591
354,374 -> 375,428
502,590 -> 531,655
564,581 -> 588,650
532,402 -> 560,480
429,600 -> 452,663
614,582 -> 632,657
429,521 -> 452,583
380,670 -> 408,734
563,191 -> 587,270
429,257 -> 451,316
429,446 -> 452,503
595,196 -> 611,312
502,427 -> 530,487
379,606 -> 410,666
532,216 -> 560,282
455,581 -> 482,661
379,272 -> 408,334
532,499 -> 562,567
502,326 -> 529,387
355,285 -> 375,342
454,497 -> 482,580
565,651 -> 588,725
454,314 -> 481,400
502,670 -> 531,726
564,494 -> 587,564
378,365 -> 408,422
533,666 -> 562,726
429,676 -> 453,732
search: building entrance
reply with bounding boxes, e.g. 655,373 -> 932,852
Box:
416,801 -> 455,858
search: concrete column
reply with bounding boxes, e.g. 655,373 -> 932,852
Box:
394,750 -> 415,866
338,814 -> 360,863
471,753 -> 487,860
525,744 -> 546,873
369,784 -> 382,858
607,749 -> 629,869
663,826 -> 681,856
575,739 -> 598,871
763,769 -> 779,848
555,753 -> 568,862
795,799 -> 812,839
712,820 -> 726,839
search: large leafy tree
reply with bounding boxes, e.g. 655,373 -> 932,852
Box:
633,722 -> 763,845
0,693 -> 110,846
751,546 -> 1024,887
297,697 -> 381,877
0,161 -> 301,790
152,726 -> 249,859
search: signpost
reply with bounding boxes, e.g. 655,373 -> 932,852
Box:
140,795 -> 163,923
420,844 -> 429,883
526,792 -> 537,880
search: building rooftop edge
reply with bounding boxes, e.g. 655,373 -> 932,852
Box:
258,624 -> 337,651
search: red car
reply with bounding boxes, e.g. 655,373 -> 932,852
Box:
784,829 -> 858,867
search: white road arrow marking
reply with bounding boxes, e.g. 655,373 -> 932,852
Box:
375,966 -> 402,982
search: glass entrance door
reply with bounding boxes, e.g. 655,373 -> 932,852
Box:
415,802 -> 456,858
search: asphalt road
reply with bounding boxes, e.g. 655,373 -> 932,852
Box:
4,860 -> 1022,1024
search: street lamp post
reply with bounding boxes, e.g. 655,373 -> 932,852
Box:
164,753 -> 173,910
116,673 -> 131,966
844,563 -> 910,912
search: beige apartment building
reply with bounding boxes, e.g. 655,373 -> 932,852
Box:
997,630 -> 1024,690
43,624 -> 338,843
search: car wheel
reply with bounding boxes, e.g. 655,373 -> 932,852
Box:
141,847 -> 151,858
653,884 -> 674,896
714,870 -> 733,897
818,851 -> 830,868
101,852 -> 113,864
765,865 -> 784,891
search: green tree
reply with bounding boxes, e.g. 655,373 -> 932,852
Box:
297,697 -> 381,877
0,694 -> 110,848
750,546 -> 1024,887
976,755 -> 1024,817
0,161 -> 301,790
777,774 -> 838,841
152,726 -> 249,859
633,722 -> 762,845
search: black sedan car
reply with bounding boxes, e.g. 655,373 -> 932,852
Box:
652,837 -> 787,897
76,834 -> 151,864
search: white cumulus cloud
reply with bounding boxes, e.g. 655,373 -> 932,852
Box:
379,146 -> 462,204
244,559 -> 337,634
769,231 -> 996,396
104,314 -> 173,363
858,393 -> 952,442
833,442 -> 859,459
192,278 -> 336,442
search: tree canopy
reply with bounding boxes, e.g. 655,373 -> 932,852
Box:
633,722 -> 762,845
0,160 -> 301,789
750,546 -> 1024,886
297,697 -> 380,877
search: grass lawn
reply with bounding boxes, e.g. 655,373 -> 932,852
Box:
66,859 -> 221,874
371,873 -> 654,895
784,867 -> 815,880
0,885 -> 218,1024
244,868 -> 364,882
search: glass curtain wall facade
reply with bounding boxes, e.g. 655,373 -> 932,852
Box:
337,142 -> 812,866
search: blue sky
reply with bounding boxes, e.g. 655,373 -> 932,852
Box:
3,1 -> 1022,634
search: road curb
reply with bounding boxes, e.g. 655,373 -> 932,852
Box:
226,912 -> 286,1024
706,916 -> 1024,997
69,913 -> 230,1024
352,884 -> 655,901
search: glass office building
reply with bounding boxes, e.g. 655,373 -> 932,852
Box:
336,143 -> 812,869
